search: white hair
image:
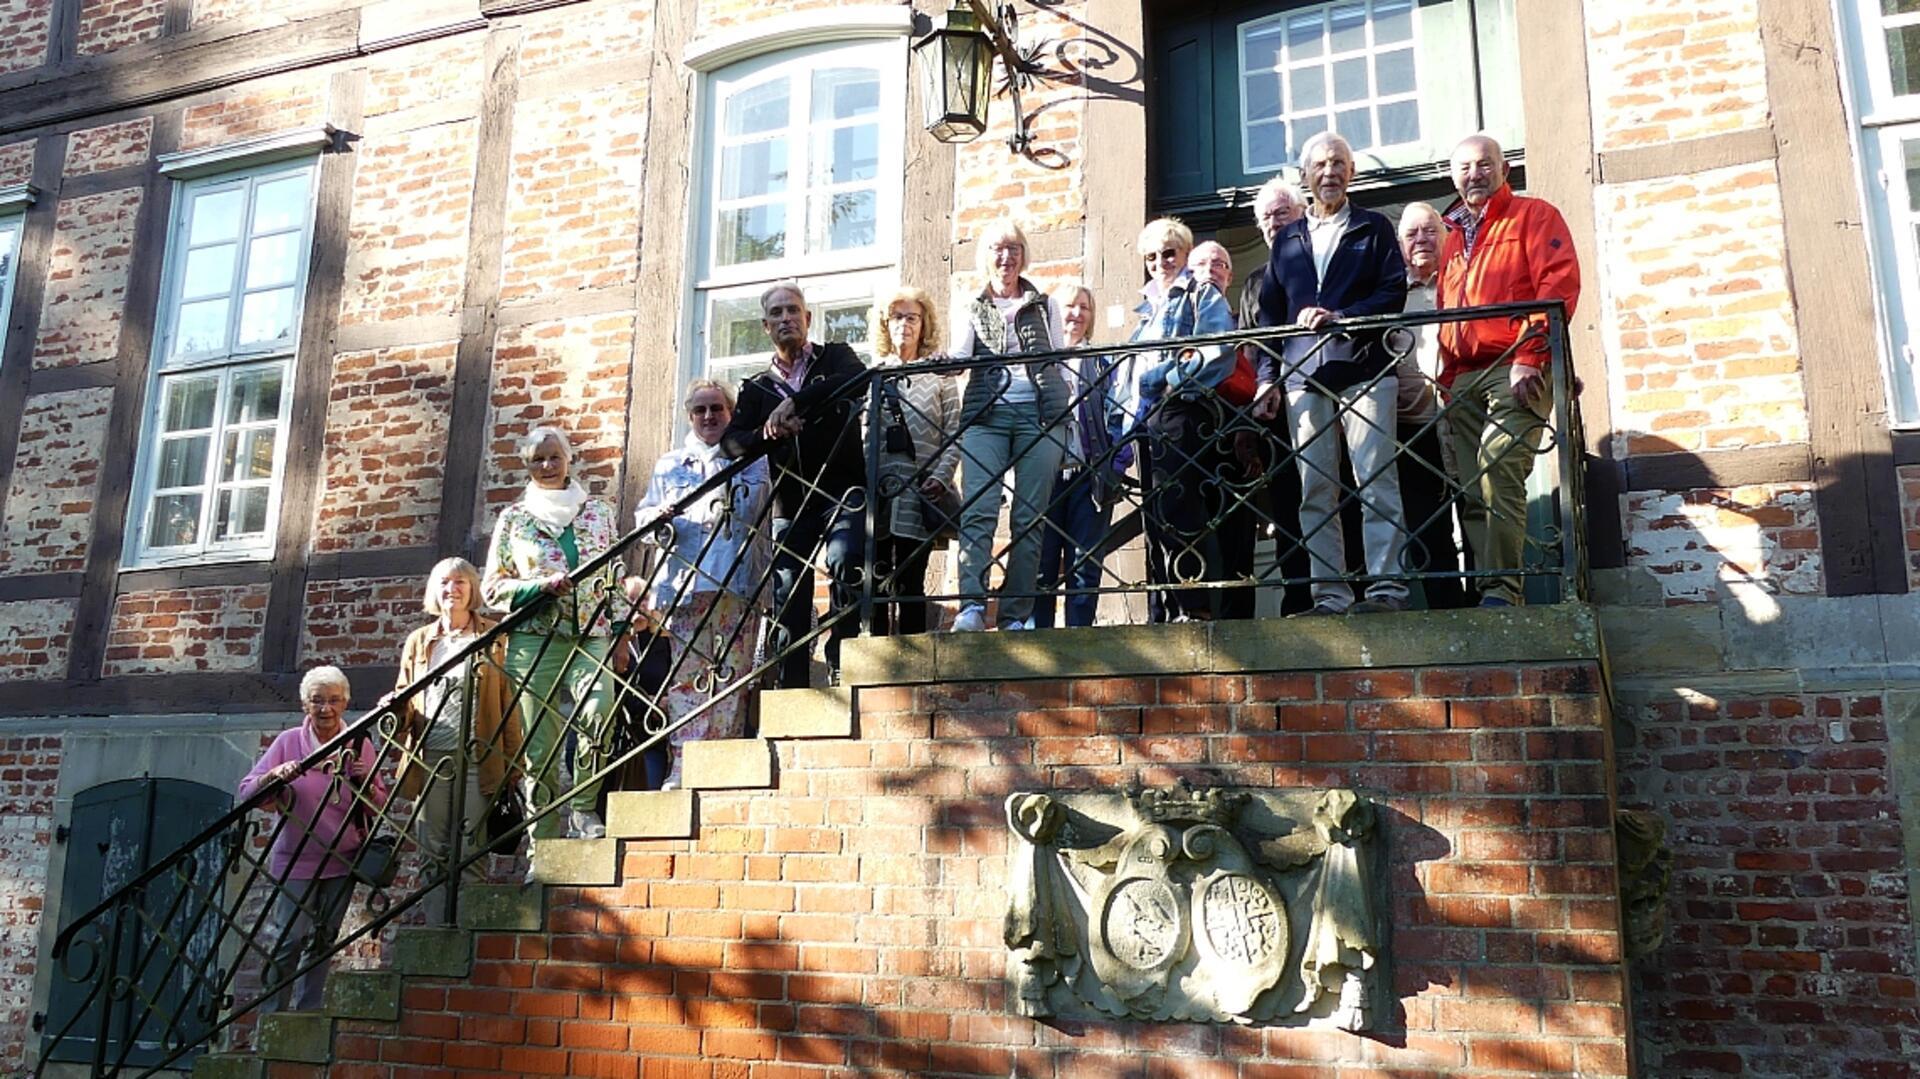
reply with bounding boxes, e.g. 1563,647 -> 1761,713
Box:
299,665 -> 351,702
759,280 -> 805,313
517,425 -> 573,463
1299,130 -> 1353,169
1255,175 -> 1302,213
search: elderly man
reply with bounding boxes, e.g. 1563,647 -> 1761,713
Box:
1393,203 -> 1468,608
1437,134 -> 1581,607
722,282 -> 868,686
1238,177 -> 1305,328
1254,132 -> 1410,615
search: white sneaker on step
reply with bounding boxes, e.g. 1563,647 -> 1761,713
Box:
951,605 -> 987,633
569,809 -> 606,839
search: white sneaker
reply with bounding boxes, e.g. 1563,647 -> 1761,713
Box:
951,605 -> 987,632
569,809 -> 606,840
1002,619 -> 1031,631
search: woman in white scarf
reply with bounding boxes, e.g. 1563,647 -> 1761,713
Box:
481,426 -> 622,842
630,380 -> 770,787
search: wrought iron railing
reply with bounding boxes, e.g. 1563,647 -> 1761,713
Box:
32,301 -> 1583,1075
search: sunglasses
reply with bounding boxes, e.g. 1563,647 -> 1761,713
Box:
1143,247 -> 1183,264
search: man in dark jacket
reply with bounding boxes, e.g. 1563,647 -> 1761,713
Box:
1255,131 -> 1410,615
722,283 -> 868,687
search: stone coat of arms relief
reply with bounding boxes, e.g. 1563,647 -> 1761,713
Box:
1004,785 -> 1386,1030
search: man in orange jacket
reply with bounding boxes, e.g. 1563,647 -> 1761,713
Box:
1437,134 -> 1581,607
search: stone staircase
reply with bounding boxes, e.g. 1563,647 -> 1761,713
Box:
189,685 -> 854,1077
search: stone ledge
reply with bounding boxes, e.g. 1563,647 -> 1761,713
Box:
607,789 -> 696,838
841,604 -> 1603,686
191,1053 -> 265,1079
323,969 -> 399,1021
390,926 -> 473,979
683,738 -> 774,790
759,686 -> 853,738
530,837 -> 619,885
255,1012 -> 332,1065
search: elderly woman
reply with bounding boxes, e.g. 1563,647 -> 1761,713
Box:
631,379 -> 770,787
869,286 -> 962,635
391,557 -> 522,921
481,425 -> 621,842
1033,283 -> 1123,629
238,665 -> 386,1014
1114,217 -> 1237,622
948,220 -> 1069,633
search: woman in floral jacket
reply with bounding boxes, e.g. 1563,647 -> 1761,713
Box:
481,425 -> 621,842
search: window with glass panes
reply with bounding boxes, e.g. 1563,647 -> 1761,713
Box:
0,214 -> 20,359
693,40 -> 904,389
129,161 -> 316,564
1238,0 -> 1419,173
1839,0 -> 1920,423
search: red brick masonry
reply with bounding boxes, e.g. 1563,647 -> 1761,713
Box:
324,662 -> 1634,1079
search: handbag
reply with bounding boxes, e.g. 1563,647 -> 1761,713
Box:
483,782 -> 528,851
348,802 -> 400,890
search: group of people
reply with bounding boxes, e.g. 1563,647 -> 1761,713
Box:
234,130 -> 1580,1015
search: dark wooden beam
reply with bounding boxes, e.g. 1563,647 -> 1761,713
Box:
0,135 -> 68,539
1758,0 -> 1909,595
0,667 -> 399,717
164,0 -> 193,37
64,111 -> 180,682
1597,128 -> 1777,185
259,72 -> 365,674
25,361 -> 116,395
47,0 -> 80,67
0,10 -> 361,136
117,562 -> 274,593
0,572 -> 83,601
304,546 -> 441,583
1515,0 -> 1621,569
621,0 -> 694,515
435,27 -> 521,563
1892,430 -> 1920,468
57,163 -> 154,198
1622,444 -> 1815,492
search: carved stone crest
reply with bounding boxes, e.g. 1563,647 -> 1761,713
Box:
1005,785 -> 1385,1029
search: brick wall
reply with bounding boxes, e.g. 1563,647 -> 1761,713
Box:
1586,1 -> 1771,152
33,187 -> 143,371
179,71 -> 330,153
501,87 -> 648,304
313,343 -> 457,553
518,0 -> 652,76
1901,464 -> 1920,591
338,120 -> 478,327
1598,162 -> 1809,456
0,387 -> 113,575
0,0 -> 50,75
480,315 -> 635,526
1616,689 -> 1920,1075
1620,483 -> 1822,604
0,600 -> 76,683
0,735 -> 59,1075
335,662 -> 1633,1077
0,140 -> 35,186
61,118 -> 152,178
188,0 -> 335,28
298,575 -> 422,670
75,0 -> 166,56
101,584 -> 271,676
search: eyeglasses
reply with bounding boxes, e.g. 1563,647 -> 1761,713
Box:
887,311 -> 924,323
305,695 -> 348,709
1143,247 -> 1183,265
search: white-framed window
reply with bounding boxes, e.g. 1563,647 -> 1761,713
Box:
1237,0 -> 1420,174
126,159 -> 317,565
689,37 -> 905,389
0,213 -> 21,359
1840,0 -> 1920,425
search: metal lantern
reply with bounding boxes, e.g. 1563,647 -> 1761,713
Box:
912,4 -> 995,143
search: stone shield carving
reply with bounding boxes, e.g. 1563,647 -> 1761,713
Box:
1005,785 -> 1383,1029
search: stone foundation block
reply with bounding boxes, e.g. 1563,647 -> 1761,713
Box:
759,686 -> 854,738
531,837 -> 619,884
390,926 -> 472,978
459,881 -> 546,931
255,1012 -> 332,1064
682,738 -> 773,790
323,969 -> 400,1021
607,789 -> 696,838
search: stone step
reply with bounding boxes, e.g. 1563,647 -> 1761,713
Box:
254,1011 -> 332,1065
606,788 -> 696,838
390,926 -> 473,979
460,881 -> 547,931
529,836 -> 619,885
191,1052 -> 264,1079
682,737 -> 774,790
757,686 -> 853,738
323,969 -> 400,1021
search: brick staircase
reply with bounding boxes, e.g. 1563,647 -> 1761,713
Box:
190,685 -> 854,1078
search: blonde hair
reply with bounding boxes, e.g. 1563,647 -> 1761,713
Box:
974,219 -> 1030,283
1049,282 -> 1095,345
1136,217 -> 1194,258
683,378 -> 736,411
423,556 -> 484,618
870,286 -> 941,359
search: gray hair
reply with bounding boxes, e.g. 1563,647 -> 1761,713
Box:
423,556 -> 483,618
1453,133 -> 1505,160
299,665 -> 351,702
1255,175 -> 1302,214
517,425 -> 573,463
683,377 -> 736,411
1299,130 -> 1353,169
759,280 -> 805,313
974,218 -> 1030,281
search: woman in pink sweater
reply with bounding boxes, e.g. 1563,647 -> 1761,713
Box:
237,665 -> 387,1014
